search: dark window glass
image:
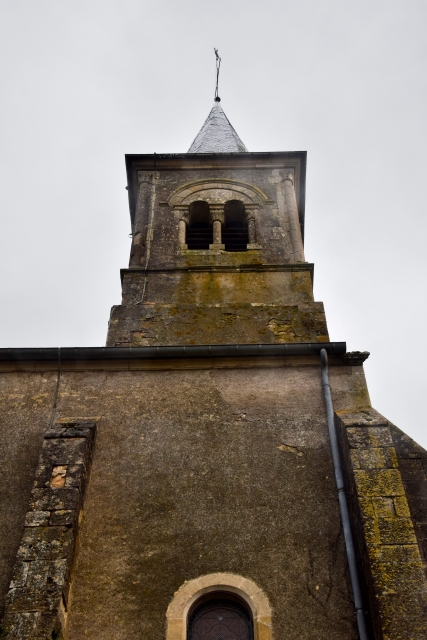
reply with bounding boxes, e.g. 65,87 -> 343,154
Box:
188,593 -> 253,640
187,201 -> 213,250
223,201 -> 248,252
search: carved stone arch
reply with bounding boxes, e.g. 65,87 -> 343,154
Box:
166,572 -> 272,640
185,189 -> 251,206
168,179 -> 273,207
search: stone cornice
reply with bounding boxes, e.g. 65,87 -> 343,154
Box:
0,343 -> 373,373
120,263 -> 315,277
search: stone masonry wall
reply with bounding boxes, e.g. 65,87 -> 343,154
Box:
337,409 -> 427,640
390,425 -> 427,569
107,301 -> 329,347
109,157 -> 313,348
130,165 -> 302,270
1,419 -> 97,639
1,361 -> 426,639
107,267 -> 329,347
0,371 -> 58,616
44,364 -> 361,640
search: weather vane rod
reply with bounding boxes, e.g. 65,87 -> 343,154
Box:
214,48 -> 221,102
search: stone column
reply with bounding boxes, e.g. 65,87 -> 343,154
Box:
209,204 -> 225,250
174,206 -> 190,247
244,204 -> 260,248
283,170 -> 305,262
129,172 -> 153,267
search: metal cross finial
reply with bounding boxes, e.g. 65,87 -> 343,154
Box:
214,48 -> 221,102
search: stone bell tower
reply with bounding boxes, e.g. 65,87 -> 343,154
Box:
2,98 -> 427,640
107,100 -> 327,348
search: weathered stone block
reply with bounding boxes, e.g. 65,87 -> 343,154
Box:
6,583 -> 62,612
17,526 -> 74,560
353,468 -> 405,497
393,496 -> 411,518
39,438 -> 88,467
354,447 -> 387,470
26,558 -> 67,589
346,426 -> 393,449
49,510 -> 77,526
369,543 -> 421,564
61,426 -> 93,438
372,496 -> 395,518
33,464 -> 53,488
64,464 -> 85,488
1,612 -> 39,638
44,427 -> 67,439
25,511 -> 50,527
33,610 -> 62,638
9,561 -> 29,588
28,487 -> 80,512
377,516 -> 417,545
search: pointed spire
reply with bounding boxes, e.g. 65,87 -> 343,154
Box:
187,101 -> 248,153
187,50 -> 248,154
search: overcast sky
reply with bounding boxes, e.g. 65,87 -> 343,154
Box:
1,0 -> 426,447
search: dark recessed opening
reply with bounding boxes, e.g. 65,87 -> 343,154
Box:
188,592 -> 253,640
186,201 -> 213,250
223,200 -> 248,252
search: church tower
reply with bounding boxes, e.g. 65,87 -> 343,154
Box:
107,100 -> 325,348
1,95 -> 427,640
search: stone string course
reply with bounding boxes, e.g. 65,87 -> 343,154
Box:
1,419 -> 97,640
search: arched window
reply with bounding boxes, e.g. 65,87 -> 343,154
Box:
223,201 -> 248,252
186,201 -> 213,250
188,592 -> 253,640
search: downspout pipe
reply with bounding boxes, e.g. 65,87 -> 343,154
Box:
320,348 -> 370,640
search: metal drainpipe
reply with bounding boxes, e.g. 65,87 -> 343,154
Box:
320,348 -> 370,640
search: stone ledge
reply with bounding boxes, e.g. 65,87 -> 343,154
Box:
120,262 -> 314,275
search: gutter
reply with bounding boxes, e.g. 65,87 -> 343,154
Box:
320,348 -> 370,640
0,342 -> 346,362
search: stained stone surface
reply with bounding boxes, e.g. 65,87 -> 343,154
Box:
0,372 -> 57,616
188,102 -> 248,153
0,363 -> 370,640
1,420 -> 97,640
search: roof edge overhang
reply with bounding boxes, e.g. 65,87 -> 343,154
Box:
125,151 -> 307,241
0,343 -> 346,362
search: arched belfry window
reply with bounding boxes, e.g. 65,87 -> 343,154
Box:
188,592 -> 253,640
186,201 -> 213,250
223,201 -> 248,252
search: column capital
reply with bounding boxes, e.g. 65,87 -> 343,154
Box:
283,169 -> 295,184
138,171 -> 153,186
209,204 -> 225,225
173,205 -> 190,224
244,204 -> 259,220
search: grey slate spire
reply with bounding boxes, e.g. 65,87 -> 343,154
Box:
188,101 -> 248,153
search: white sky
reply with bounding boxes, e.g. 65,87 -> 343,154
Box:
1,0 -> 426,447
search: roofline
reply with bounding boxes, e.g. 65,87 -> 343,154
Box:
125,151 -> 307,241
0,342 -> 344,362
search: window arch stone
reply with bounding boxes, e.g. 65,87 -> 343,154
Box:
168,179 -> 272,208
166,572 -> 272,640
